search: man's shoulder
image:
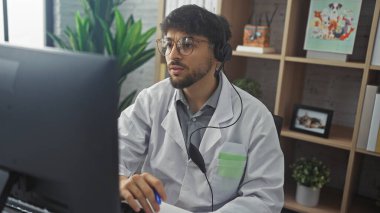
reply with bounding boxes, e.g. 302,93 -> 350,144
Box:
140,78 -> 175,100
233,86 -> 267,110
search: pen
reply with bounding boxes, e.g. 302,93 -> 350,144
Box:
154,189 -> 161,205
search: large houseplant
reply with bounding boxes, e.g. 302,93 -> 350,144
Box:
48,0 -> 156,113
290,157 -> 330,207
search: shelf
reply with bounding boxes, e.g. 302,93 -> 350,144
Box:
348,195 -> 380,213
284,56 -> 365,69
232,50 -> 281,60
284,182 -> 342,213
281,125 -> 352,150
370,65 -> 380,71
356,148 -> 380,158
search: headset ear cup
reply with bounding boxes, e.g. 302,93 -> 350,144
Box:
215,43 -> 232,62
223,43 -> 232,61
214,44 -> 223,62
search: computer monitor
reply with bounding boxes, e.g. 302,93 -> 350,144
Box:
0,44 -> 120,213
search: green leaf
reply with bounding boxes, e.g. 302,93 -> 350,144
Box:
126,15 -> 135,30
65,27 -> 79,51
118,75 -> 127,87
97,16 -> 115,55
119,20 -> 141,56
75,12 -> 85,51
128,48 -> 155,69
114,9 -> 126,53
139,27 -> 156,44
47,32 -> 69,49
130,42 -> 149,56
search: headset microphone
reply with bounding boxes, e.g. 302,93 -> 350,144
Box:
188,143 -> 206,174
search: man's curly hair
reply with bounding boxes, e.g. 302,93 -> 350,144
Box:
160,5 -> 231,50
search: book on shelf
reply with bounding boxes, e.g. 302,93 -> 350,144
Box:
367,92 -> 380,152
371,18 -> 380,66
357,85 -> 378,149
303,0 -> 362,58
236,45 -> 275,54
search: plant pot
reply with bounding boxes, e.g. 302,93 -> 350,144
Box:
295,183 -> 320,207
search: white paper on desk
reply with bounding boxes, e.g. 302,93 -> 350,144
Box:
159,202 -> 191,213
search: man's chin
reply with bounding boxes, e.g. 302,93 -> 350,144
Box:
169,76 -> 194,89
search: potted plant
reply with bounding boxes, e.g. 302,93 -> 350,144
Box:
233,78 -> 262,99
48,0 -> 156,113
290,157 -> 330,207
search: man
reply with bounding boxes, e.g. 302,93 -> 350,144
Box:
119,5 -> 284,213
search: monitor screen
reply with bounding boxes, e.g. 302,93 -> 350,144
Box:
0,44 -> 120,213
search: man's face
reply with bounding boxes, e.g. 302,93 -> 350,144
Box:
163,30 -> 217,89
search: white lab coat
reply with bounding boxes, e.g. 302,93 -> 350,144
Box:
119,73 -> 284,213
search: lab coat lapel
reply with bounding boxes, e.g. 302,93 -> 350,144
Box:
200,73 -> 234,155
161,91 -> 187,153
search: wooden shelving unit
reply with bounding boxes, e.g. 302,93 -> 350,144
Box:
356,148 -> 380,158
370,65 -> 380,71
156,0 -> 380,212
281,125 -> 353,151
284,57 -> 366,69
232,50 -> 281,60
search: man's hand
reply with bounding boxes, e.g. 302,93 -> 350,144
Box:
119,173 -> 167,213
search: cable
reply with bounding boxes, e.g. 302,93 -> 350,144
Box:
186,63 -> 243,212
204,175 -> 213,212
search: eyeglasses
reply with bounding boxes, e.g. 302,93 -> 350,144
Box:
156,36 -> 210,56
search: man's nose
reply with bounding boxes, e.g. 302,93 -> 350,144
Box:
167,43 -> 182,60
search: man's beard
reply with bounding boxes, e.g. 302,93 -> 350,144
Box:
169,58 -> 213,89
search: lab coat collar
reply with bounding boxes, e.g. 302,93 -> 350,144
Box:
161,94 -> 188,154
161,73 -> 234,156
199,73 -> 234,154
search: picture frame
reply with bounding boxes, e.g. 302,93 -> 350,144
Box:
303,0 -> 363,54
290,104 -> 334,138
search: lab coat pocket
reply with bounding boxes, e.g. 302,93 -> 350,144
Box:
218,153 -> 246,178
211,142 -> 247,203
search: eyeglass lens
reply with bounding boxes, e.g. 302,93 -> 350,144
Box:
158,37 -> 195,56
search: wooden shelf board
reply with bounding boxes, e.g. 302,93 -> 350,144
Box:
284,182 -> 342,213
285,56 -> 365,69
348,195 -> 380,213
370,65 -> 380,71
281,125 -> 352,150
232,50 -> 281,60
355,148 -> 380,158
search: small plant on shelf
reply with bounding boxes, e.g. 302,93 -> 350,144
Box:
290,157 -> 330,207
290,157 -> 330,188
233,78 -> 262,99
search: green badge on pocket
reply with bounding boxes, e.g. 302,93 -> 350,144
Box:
218,152 -> 246,178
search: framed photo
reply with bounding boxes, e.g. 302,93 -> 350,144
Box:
290,104 -> 334,138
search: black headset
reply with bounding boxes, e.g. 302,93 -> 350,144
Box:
213,17 -> 232,63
